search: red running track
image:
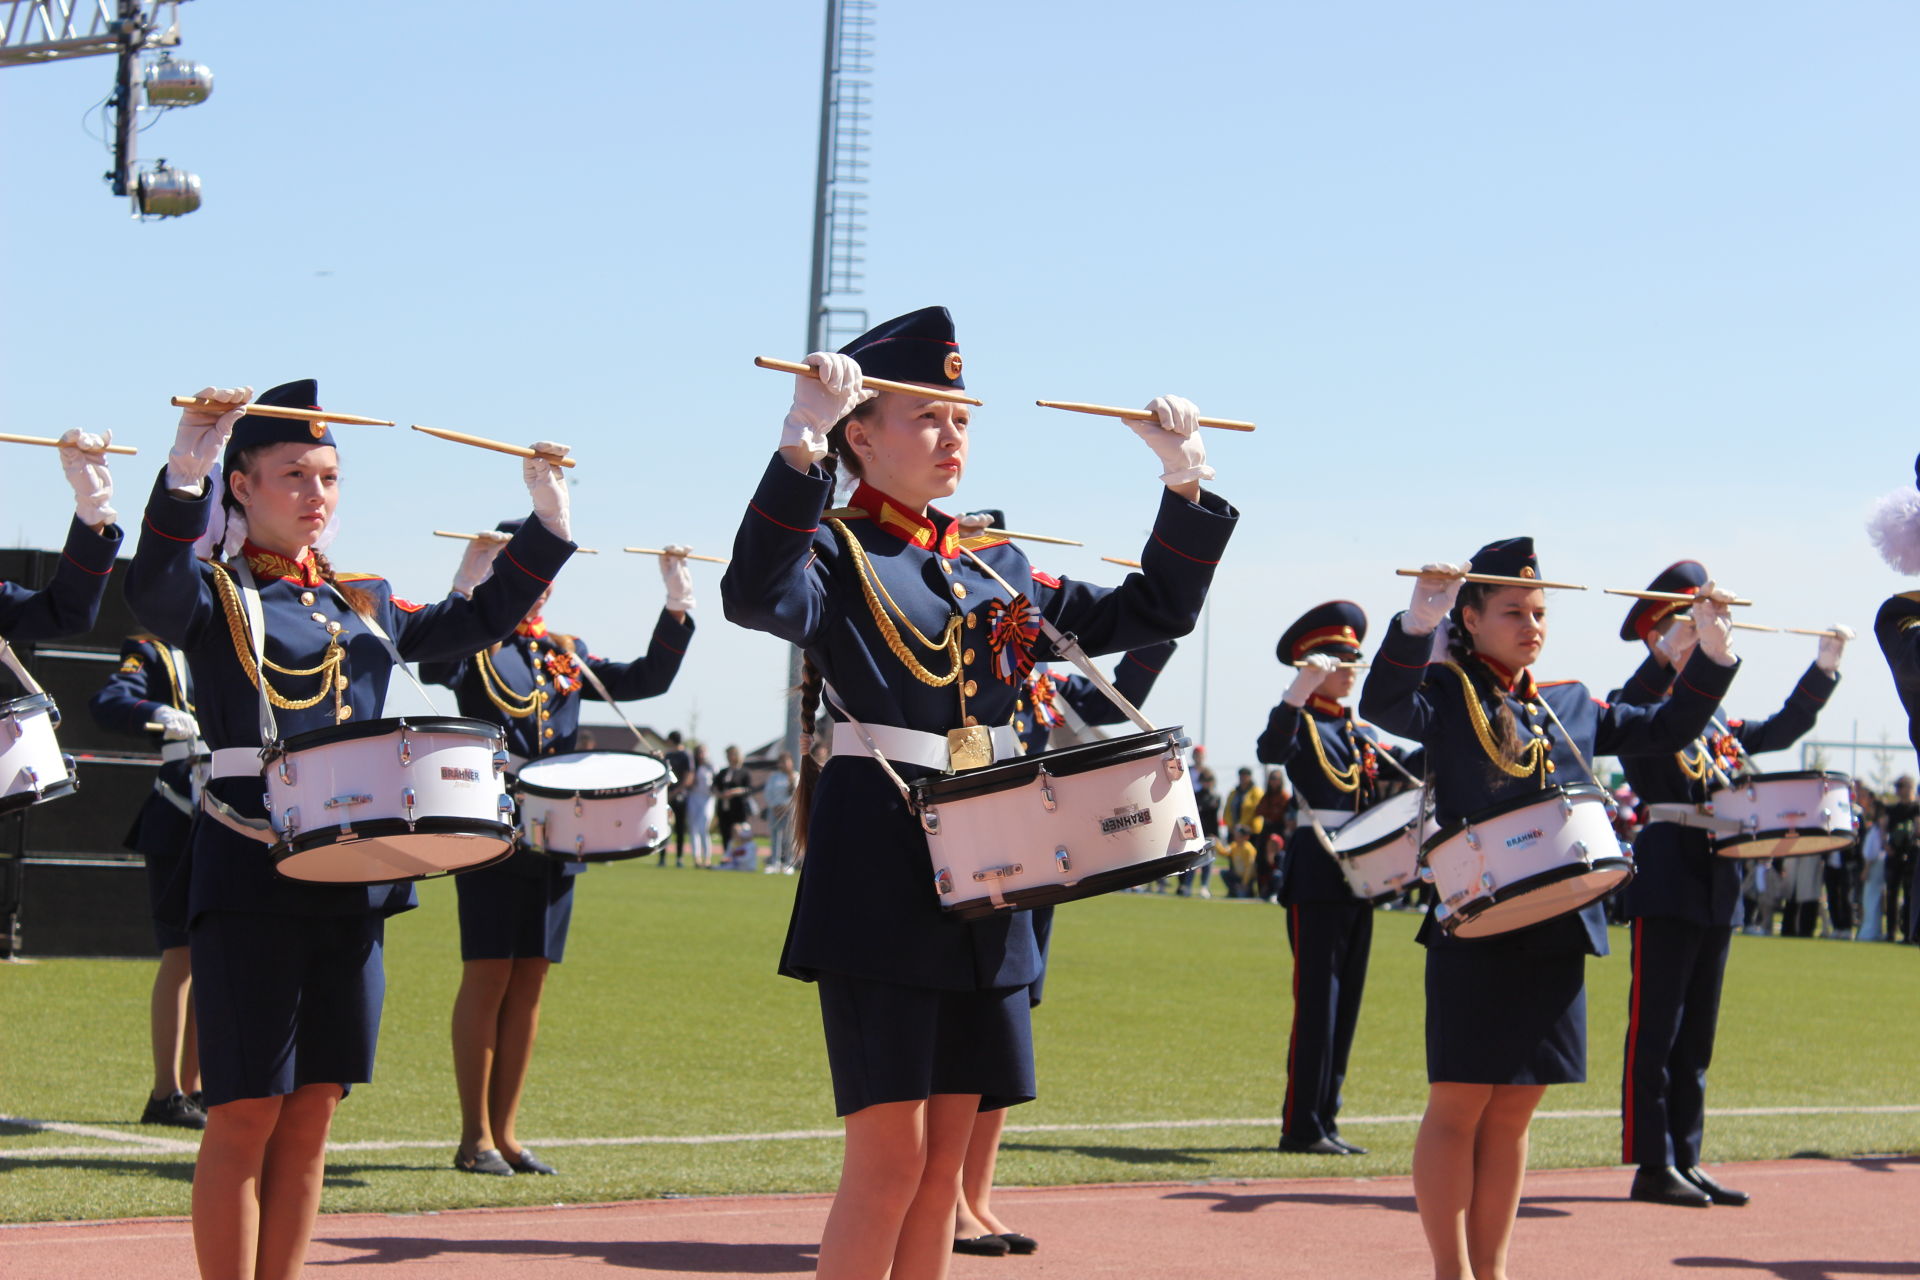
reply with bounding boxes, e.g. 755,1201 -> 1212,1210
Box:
3,1158 -> 1915,1278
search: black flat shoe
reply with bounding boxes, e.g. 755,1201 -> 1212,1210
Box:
998,1232 -> 1038,1255
1629,1165 -> 1710,1207
140,1091 -> 207,1130
505,1147 -> 557,1175
454,1147 -> 514,1176
1330,1135 -> 1370,1156
953,1234 -> 1011,1256
1278,1134 -> 1351,1155
1680,1165 -> 1749,1206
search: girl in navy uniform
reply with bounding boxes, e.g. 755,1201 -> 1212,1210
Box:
89,634 -> 208,1128
1360,538 -> 1739,1280
1612,560 -> 1845,1209
1,429 -> 122,638
125,381 -> 575,1280
721,307 -> 1235,1279
1258,601 -> 1420,1157
422,525 -> 695,1177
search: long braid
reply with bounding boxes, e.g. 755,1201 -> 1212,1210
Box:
309,549 -> 377,617
1448,583 -> 1527,770
791,653 -> 825,856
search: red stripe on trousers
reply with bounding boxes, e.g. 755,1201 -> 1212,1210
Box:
1622,917 -> 1643,1163
1283,903 -> 1301,1133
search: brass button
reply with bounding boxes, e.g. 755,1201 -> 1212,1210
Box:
964,715 -> 979,726
1015,719 -> 1027,731
1015,699 -> 1025,711
325,621 -> 343,635
1527,704 -> 1539,714
941,561 -> 954,575
543,727 -> 555,738
963,648 -> 976,664
535,674 -> 547,685
299,591 -> 315,606
963,679 -> 978,697
966,612 -> 977,630
311,612 -> 327,624
337,705 -> 353,721
1545,761 -> 1557,773
1533,727 -> 1547,737
952,583 -> 968,600
539,708 -> 550,720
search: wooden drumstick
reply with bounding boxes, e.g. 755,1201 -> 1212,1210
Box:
1394,568 -> 1589,592
624,547 -> 730,565
1782,626 -> 1851,639
1606,586 -> 1752,607
0,432 -> 139,456
1673,614 -> 1780,634
169,396 -> 395,427
1102,556 -> 1143,569
986,528 -> 1083,547
410,424 -> 578,468
1035,399 -> 1257,433
754,356 -> 983,408
433,530 -> 597,554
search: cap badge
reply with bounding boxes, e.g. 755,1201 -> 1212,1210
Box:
1520,566 -> 1536,579
943,352 -> 964,381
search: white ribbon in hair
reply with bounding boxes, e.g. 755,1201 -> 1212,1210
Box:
190,464 -> 339,562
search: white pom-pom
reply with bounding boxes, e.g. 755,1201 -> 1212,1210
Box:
1867,487 -> 1920,574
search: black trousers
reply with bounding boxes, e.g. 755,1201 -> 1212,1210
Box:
659,796 -> 689,865
1621,916 -> 1732,1169
1282,900 -> 1372,1144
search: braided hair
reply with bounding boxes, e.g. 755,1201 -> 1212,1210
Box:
1447,581 -> 1528,771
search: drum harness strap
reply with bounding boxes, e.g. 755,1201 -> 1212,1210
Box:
0,635 -> 49,701
1301,716 -> 1426,864
571,658 -> 662,776
1645,711 -> 1751,834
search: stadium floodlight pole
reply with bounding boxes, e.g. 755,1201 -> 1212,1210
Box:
108,0 -> 141,195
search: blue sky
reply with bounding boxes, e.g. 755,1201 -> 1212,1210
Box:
4,1 -> 1916,782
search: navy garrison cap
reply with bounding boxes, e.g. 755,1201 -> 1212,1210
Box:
1621,559 -> 1707,642
495,518 -> 525,536
222,378 -> 335,475
839,306 -> 965,390
1277,600 -> 1367,665
1466,536 -> 1538,582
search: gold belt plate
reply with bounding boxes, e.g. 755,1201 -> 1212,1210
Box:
946,726 -> 994,772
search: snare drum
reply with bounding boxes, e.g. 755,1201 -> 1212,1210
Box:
1707,770 -> 1855,859
1325,789 -> 1436,903
0,693 -> 76,813
264,716 -> 515,885
514,750 -> 674,863
909,726 -> 1211,919
1422,783 -> 1633,938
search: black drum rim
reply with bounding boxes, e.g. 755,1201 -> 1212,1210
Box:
939,841 -> 1211,919
511,750 -> 673,801
912,725 -> 1190,807
1713,829 -> 1853,859
1709,769 -> 1852,789
0,773 -> 78,814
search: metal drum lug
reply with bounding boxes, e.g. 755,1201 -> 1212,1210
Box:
277,757 -> 297,786
398,733 -> 412,767
573,796 -> 585,818
4,716 -> 21,741
575,834 -> 586,857
919,807 -> 941,836
493,749 -> 510,776
528,817 -> 546,852
935,867 -> 954,895
1570,839 -> 1590,863
1560,796 -> 1574,820
403,786 -> 417,829
1177,816 -> 1199,841
972,863 -> 1024,881
1464,826 -> 1481,851
282,805 -> 301,838
1040,781 -> 1056,812
22,766 -> 42,798
1165,751 -> 1185,780
1434,902 -> 1453,921
497,794 -> 516,824
1479,871 -> 1495,891
1055,846 -> 1071,872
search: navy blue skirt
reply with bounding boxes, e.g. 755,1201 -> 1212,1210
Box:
1425,943 -> 1587,1085
455,857 -> 576,962
127,790 -> 192,951
817,972 -> 1035,1117
190,909 -> 384,1106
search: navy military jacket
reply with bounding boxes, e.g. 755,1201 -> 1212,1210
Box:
1877,591 -> 1920,753
124,469 -> 574,922
88,636 -> 197,853
1613,651 -> 1836,927
0,516 -> 121,641
421,608 -> 694,879
1017,640 -> 1176,756
722,456 -> 1236,991
1360,615 -> 1738,954
1258,697 -> 1422,904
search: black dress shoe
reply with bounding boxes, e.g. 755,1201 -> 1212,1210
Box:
1680,1166 -> 1749,1206
454,1148 -> 514,1176
505,1147 -> 557,1175
1278,1134 -> 1352,1155
140,1091 -> 207,1130
998,1231 -> 1038,1255
953,1234 -> 1011,1256
1629,1165 -> 1711,1207
1330,1135 -> 1370,1156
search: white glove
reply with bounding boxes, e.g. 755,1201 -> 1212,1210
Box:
1405,562 -> 1469,637
659,544 -> 696,613
1655,616 -> 1699,669
1690,581 -> 1738,666
167,385 -> 251,494
1283,653 -> 1339,708
523,441 -> 572,543
1126,395 -> 1212,488
781,352 -> 874,466
153,706 -> 199,742
451,531 -> 510,598
58,429 -> 117,527
1815,623 -> 1855,673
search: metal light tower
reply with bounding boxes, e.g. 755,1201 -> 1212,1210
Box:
783,0 -> 875,769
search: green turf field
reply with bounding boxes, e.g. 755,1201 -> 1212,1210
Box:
3,862 -> 1916,1223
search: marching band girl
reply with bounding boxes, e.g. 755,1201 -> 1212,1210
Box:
125,380 -> 576,1280
423,528 -> 696,1178
721,306 -> 1236,1280
1359,538 -> 1738,1280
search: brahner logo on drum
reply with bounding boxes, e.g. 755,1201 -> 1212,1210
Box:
1504,828 -> 1546,849
440,767 -> 482,783
1100,805 -> 1151,835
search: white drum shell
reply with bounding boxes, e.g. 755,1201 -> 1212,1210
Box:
267,722 -> 510,883
922,742 -> 1204,913
515,752 -> 671,861
0,695 -> 73,809
1707,772 -> 1855,859
1425,788 -> 1629,934
1328,792 -> 1436,901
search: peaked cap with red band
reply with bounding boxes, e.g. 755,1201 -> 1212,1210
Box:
1276,599 -> 1367,665
838,306 -> 965,390
1620,558 -> 1707,642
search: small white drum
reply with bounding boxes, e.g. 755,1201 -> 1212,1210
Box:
264,716 -> 515,885
910,726 -> 1211,919
1708,770 -> 1855,860
514,750 -> 674,863
1422,783 -> 1633,938
0,693 -> 76,813
1325,790 -> 1436,903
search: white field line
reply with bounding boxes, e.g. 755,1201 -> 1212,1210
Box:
5,1104 -> 1918,1162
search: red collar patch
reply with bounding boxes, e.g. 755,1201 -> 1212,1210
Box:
1306,694 -> 1347,718
241,541 -> 322,588
849,482 -> 961,558
516,615 -> 549,639
1476,653 -> 1539,701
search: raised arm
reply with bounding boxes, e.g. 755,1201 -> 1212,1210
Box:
1358,613 -> 1444,744
387,514 -> 576,663
0,515 -> 122,642
720,454 -> 837,649
581,610 -> 695,702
